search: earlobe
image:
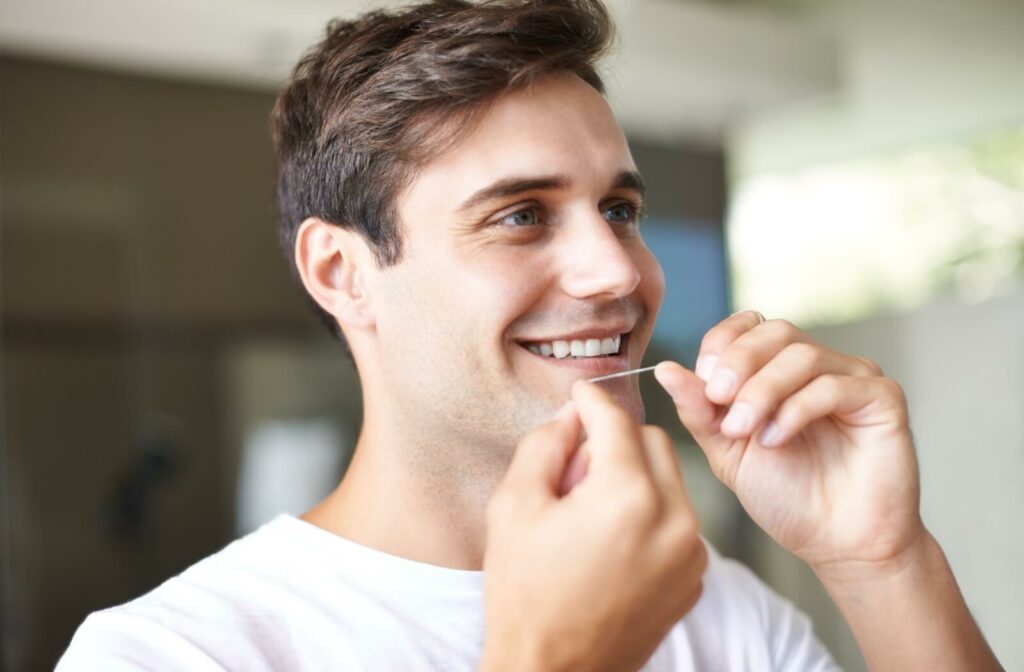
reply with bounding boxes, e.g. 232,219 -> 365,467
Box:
294,217 -> 376,331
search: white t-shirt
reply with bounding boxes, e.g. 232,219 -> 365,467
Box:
57,515 -> 839,671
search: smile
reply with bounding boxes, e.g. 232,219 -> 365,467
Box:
518,332 -> 627,359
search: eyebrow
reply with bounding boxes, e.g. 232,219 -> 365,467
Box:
456,170 -> 646,214
612,170 -> 646,199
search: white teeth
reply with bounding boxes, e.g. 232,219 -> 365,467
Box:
525,334 -> 626,359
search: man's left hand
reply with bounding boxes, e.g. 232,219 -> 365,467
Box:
654,310 -> 926,575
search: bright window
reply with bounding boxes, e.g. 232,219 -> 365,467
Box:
728,125 -> 1024,326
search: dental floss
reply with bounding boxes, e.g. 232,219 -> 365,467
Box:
586,365 -> 658,384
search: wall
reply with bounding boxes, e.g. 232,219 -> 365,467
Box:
0,54 -> 322,671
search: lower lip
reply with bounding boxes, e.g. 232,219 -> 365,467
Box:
517,338 -> 631,376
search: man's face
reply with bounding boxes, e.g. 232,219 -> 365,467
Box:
366,73 -> 665,453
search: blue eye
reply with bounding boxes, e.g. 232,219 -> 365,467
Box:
499,209 -> 539,228
604,201 -> 639,225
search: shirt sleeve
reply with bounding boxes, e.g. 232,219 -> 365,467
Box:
56,610 -> 229,672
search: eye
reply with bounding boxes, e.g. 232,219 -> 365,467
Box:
496,207 -> 540,228
603,200 -> 640,226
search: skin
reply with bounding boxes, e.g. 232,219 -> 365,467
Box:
294,73 -> 1001,670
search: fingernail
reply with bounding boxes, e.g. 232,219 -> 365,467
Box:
695,355 -> 718,383
706,368 -> 736,399
758,421 -> 781,447
720,402 -> 752,435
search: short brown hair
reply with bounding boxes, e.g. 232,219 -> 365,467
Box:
270,0 -> 613,342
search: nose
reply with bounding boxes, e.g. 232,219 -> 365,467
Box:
557,215 -> 642,300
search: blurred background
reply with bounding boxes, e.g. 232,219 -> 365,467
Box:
0,0 -> 1021,669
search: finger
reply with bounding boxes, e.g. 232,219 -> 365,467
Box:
504,403 -> 582,502
702,318 -> 814,406
694,310 -> 768,382
640,425 -> 687,504
719,343 -> 881,440
758,374 -> 908,448
571,380 -> 649,476
557,444 -> 590,496
653,361 -> 722,445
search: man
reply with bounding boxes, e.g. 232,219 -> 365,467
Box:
59,0 -> 1001,670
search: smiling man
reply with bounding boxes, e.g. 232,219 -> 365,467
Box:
58,0 -> 1001,670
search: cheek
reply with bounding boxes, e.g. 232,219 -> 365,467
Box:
461,252 -> 550,317
397,256 -> 545,359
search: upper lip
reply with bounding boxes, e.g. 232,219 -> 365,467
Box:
516,323 -> 635,344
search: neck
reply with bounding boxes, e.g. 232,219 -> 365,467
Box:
301,394 -> 510,571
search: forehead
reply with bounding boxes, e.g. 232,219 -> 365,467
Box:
401,74 -> 636,213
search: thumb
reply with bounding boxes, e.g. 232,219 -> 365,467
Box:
503,403 -> 582,503
654,361 -> 723,446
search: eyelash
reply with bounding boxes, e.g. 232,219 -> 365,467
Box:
493,199 -> 643,230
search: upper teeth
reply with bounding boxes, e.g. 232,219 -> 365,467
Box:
526,335 -> 622,359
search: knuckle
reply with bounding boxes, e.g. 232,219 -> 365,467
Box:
816,372 -> 844,396
855,355 -> 884,376
765,318 -> 800,340
700,330 -> 733,357
780,394 -> 811,422
702,316 -> 757,355
735,377 -> 777,410
881,377 -> 907,404
877,375 -> 898,394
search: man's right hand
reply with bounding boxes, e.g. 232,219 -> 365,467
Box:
480,381 -> 706,672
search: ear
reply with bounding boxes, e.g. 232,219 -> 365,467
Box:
294,217 -> 376,331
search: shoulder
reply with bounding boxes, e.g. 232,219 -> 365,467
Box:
56,609 -> 229,672
677,542 -> 840,671
700,542 -> 786,623
57,517 -> 306,672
